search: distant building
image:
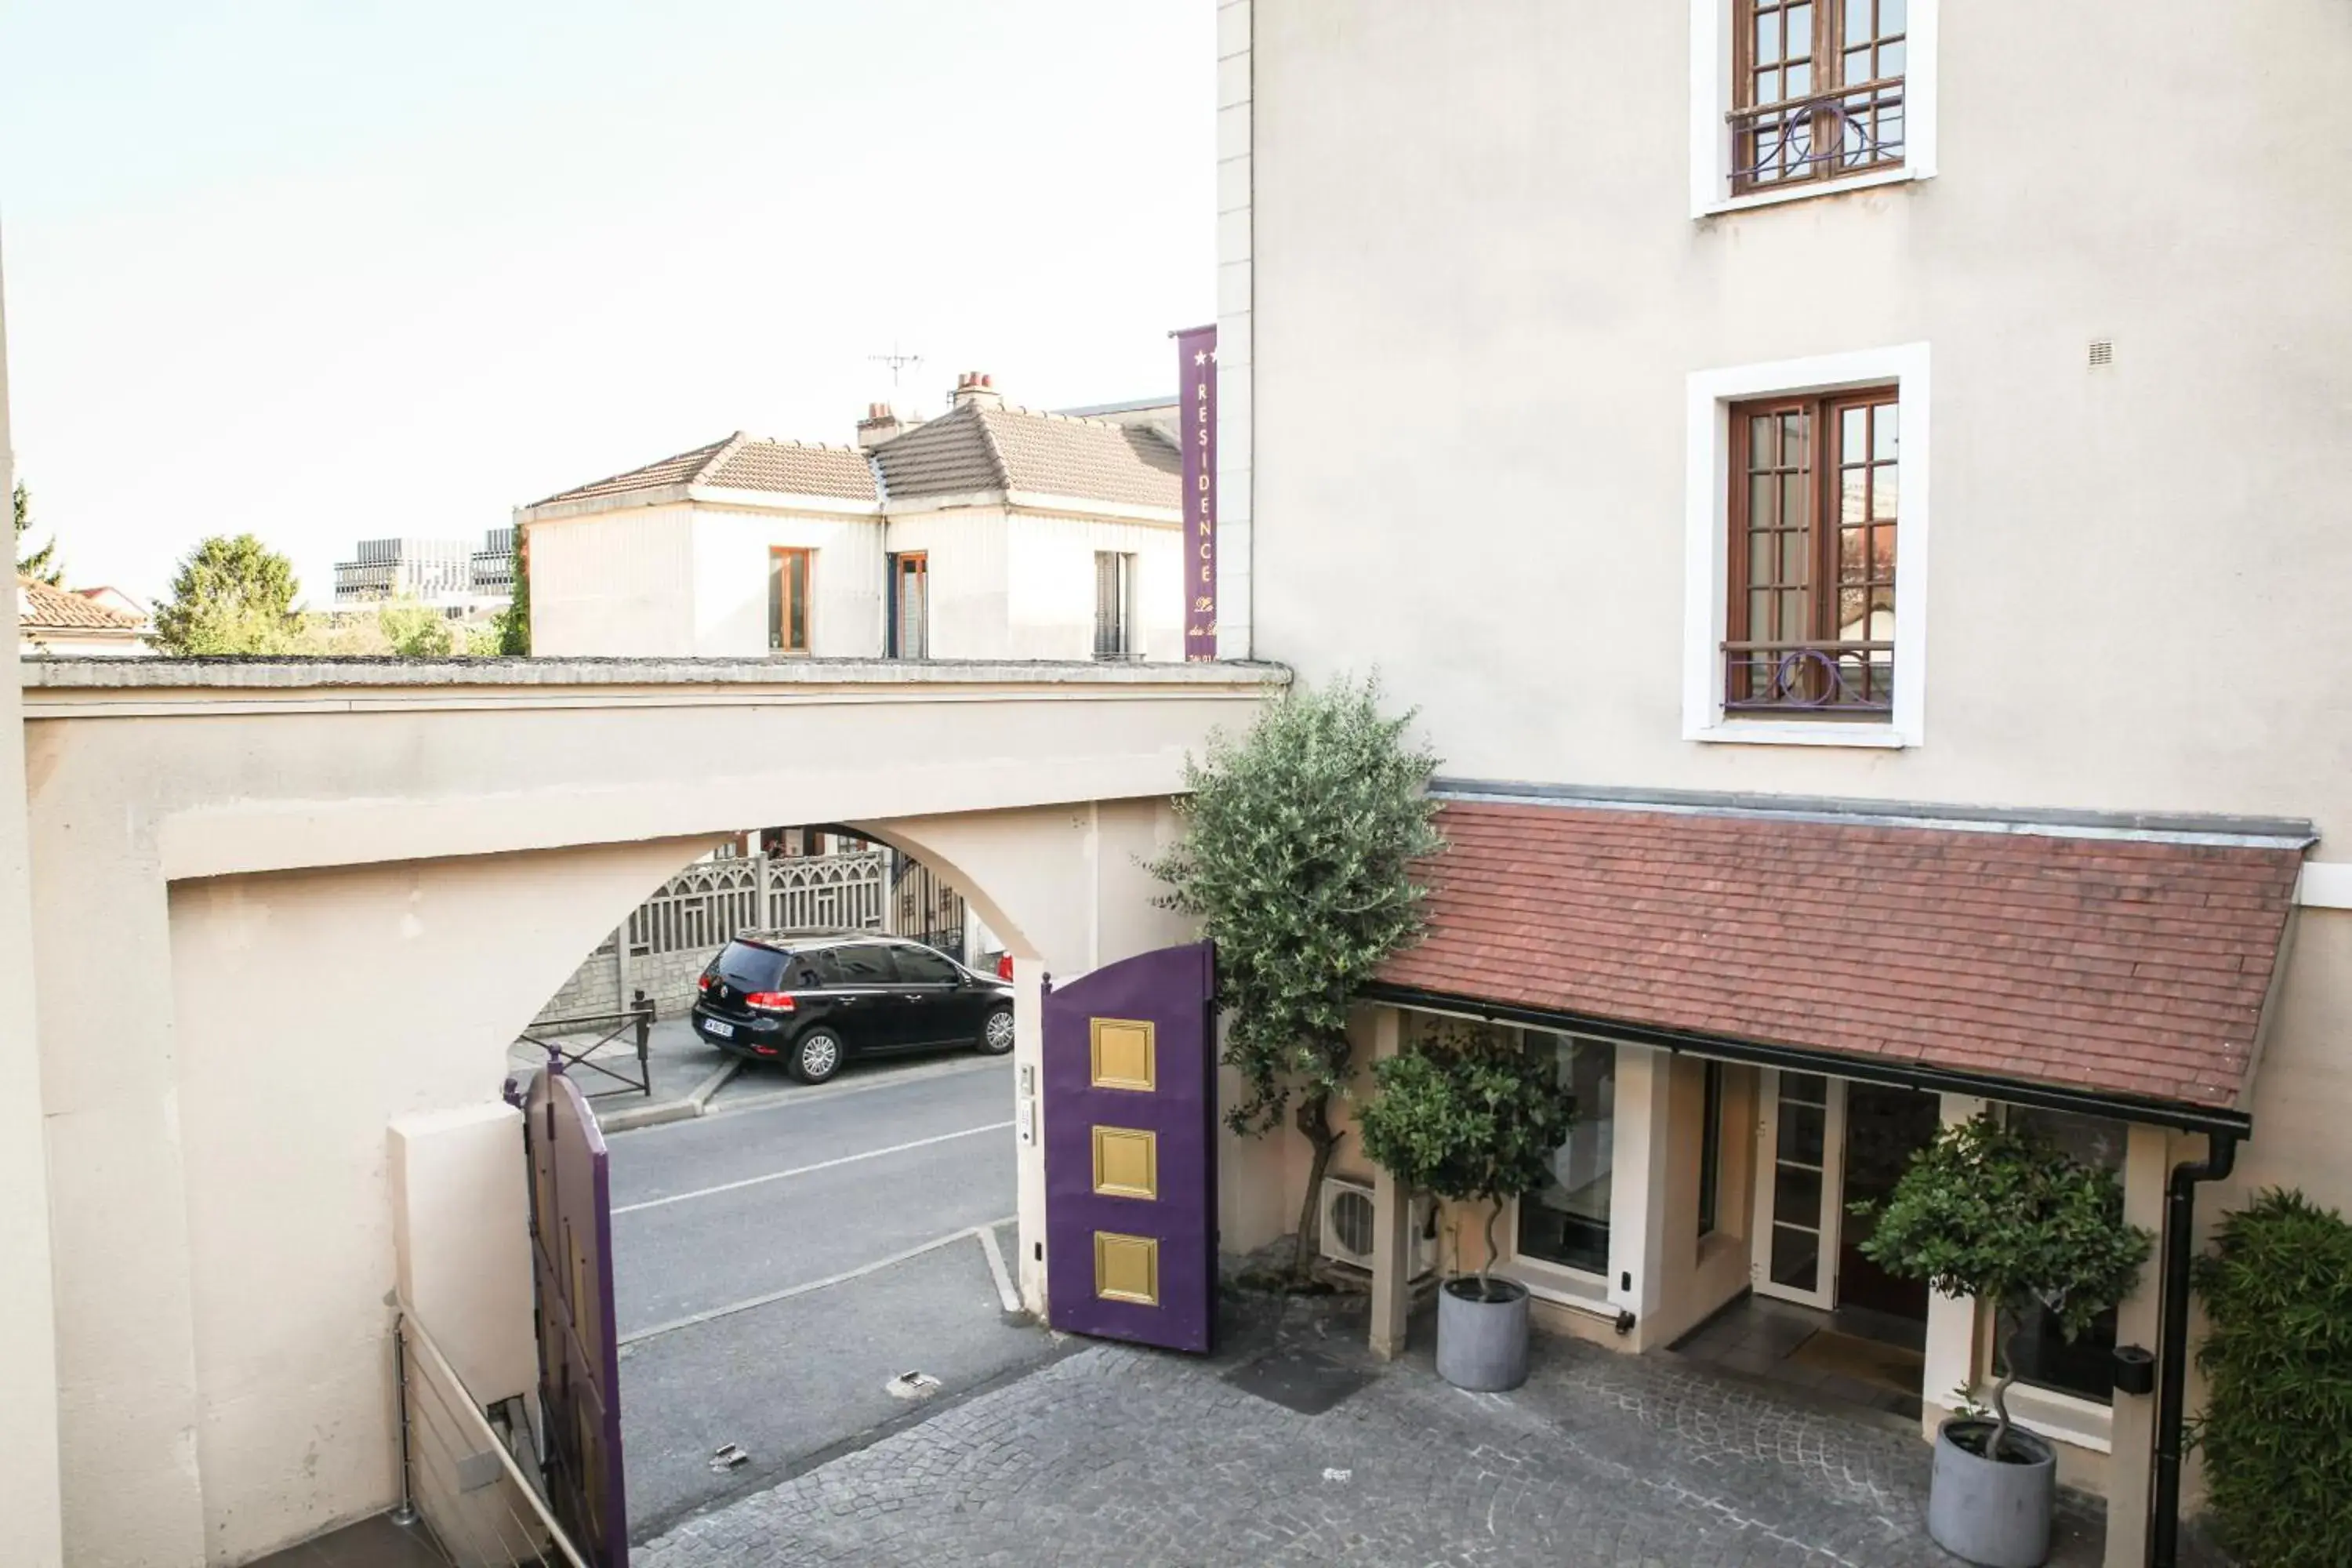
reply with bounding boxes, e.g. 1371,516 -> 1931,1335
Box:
520,372 -> 1184,661
18,576 -> 147,655
332,530 -> 513,611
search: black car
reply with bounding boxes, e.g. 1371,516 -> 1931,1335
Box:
691,928 -> 1015,1083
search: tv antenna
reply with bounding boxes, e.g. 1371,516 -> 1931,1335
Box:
868,344 -> 924,391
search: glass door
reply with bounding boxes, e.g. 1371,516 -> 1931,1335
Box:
1751,1069 -> 1846,1309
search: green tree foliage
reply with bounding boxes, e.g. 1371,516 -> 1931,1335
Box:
493,525 -> 529,655
13,480 -> 62,585
1356,1019 -> 1576,1298
2191,1188 -> 2352,1567
1144,675 -> 1443,1281
375,597 -> 456,657
150,533 -> 302,654
1855,1112 -> 2151,1461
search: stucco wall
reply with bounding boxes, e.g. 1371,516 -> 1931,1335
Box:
688,503 -> 884,658
882,506 -> 1012,660
1004,513 -> 1183,662
0,252 -> 67,1568
1246,1 -> 2352,839
16,659 -> 1280,1566
527,503 -> 695,656
166,841 -> 705,1563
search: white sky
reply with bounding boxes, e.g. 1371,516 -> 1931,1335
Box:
0,1 -> 1214,603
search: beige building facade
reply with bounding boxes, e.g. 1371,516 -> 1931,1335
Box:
524,375 -> 1185,663
1212,3 -> 2352,1563
5,655 -> 1279,1566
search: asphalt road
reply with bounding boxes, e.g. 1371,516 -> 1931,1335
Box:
605,1051 -> 1051,1541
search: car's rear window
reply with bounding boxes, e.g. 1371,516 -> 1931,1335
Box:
713,941 -> 789,993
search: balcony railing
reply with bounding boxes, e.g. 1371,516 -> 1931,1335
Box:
1722,641 -> 1894,717
1730,79 -> 1905,189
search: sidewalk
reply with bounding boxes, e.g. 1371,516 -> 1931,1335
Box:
636,1291 -> 2130,1568
506,1016 -> 735,1131
506,1017 -> 1010,1134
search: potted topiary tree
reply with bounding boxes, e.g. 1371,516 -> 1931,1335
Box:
1854,1112 -> 2152,1568
1356,1019 -> 1577,1392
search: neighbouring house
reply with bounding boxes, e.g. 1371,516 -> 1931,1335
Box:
1212,5 -> 2352,1564
17,576 -> 147,655
520,372 -> 1185,661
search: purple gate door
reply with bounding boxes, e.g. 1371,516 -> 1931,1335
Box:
524,1063 -> 630,1566
1043,942 -> 1218,1352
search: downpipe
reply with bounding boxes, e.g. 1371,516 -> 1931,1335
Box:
2148,1131 -> 2236,1568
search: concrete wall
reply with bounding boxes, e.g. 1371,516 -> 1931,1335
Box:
15,658 -> 1279,1565
0,239 -> 68,1568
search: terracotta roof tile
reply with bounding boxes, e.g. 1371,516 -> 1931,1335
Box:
1378,801 -> 2303,1111
19,576 -> 146,634
530,433 -> 877,508
873,403 -> 1179,508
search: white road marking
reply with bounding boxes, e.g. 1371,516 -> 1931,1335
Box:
977,1222 -> 1022,1314
618,1218 -> 1017,1346
612,1120 -> 1013,1216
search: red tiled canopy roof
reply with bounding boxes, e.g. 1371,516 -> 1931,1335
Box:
1378,800 -> 2305,1112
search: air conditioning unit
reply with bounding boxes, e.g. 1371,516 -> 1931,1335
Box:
1319,1175 -> 1440,1280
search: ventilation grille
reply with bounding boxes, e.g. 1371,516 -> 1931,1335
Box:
1330,1187 -> 1376,1257
2089,339 -> 2114,367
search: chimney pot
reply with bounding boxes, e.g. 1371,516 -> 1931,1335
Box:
951,371 -> 1004,411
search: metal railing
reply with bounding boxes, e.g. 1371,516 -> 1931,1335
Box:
514,994 -> 655,1099
616,849 -> 890,958
1722,640 -> 1895,714
392,1305 -> 588,1568
1729,79 -> 1905,187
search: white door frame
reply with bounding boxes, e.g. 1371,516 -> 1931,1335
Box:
1750,1068 -> 1847,1310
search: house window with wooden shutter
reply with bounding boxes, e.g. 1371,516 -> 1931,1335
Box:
1724,387 -> 1898,717
768,547 -> 811,654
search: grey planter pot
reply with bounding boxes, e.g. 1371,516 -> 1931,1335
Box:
1926,1417 -> 2057,1568
1436,1276 -> 1530,1392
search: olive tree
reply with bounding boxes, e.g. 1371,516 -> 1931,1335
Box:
1144,676 -> 1443,1283
1856,1112 -> 2151,1461
1356,1019 -> 1577,1298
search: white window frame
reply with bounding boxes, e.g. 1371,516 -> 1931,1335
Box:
1499,1029 -> 1624,1302
1689,0 -> 1940,219
1683,343 -> 1931,750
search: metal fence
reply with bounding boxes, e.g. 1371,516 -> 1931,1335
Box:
392,1306 -> 588,1568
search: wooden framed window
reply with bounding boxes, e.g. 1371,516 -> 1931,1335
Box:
1724,387 -> 1898,717
768,547 -> 811,654
887,551 -> 927,659
1732,0 -> 1907,193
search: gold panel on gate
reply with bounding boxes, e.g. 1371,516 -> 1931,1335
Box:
1091,1127 -> 1159,1200
1094,1231 -> 1160,1305
1088,1018 -> 1157,1091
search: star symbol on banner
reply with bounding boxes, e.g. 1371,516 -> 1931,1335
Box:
1193,350 -> 1207,365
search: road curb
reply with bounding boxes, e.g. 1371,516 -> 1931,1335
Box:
593,1058 -> 740,1134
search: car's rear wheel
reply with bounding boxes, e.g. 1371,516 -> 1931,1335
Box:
978,1005 -> 1014,1056
789,1027 -> 845,1084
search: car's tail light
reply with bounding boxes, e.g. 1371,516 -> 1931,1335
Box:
698,973 -> 712,993
996,953 -> 1014,981
744,991 -> 796,1013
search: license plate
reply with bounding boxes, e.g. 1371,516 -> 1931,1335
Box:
704,1018 -> 734,1039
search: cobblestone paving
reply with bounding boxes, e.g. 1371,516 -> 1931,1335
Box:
637,1300 -> 2110,1567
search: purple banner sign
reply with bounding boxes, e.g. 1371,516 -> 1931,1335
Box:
1177,324 -> 1218,660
